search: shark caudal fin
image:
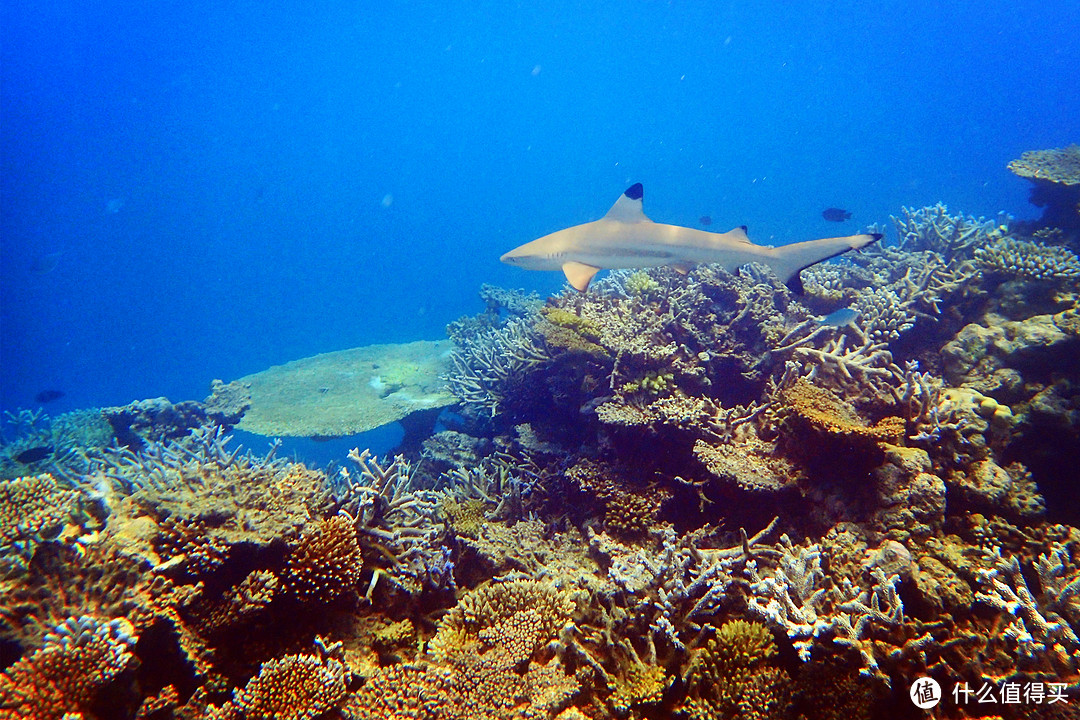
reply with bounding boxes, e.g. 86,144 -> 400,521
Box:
767,233 -> 882,294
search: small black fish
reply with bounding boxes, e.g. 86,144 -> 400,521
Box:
699,215 -> 713,227
35,389 -> 65,404
15,446 -> 53,464
822,207 -> 852,222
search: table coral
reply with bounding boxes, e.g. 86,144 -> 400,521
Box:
1008,144 -> 1080,186
974,237 -> 1080,280
339,449 -> 449,597
891,203 -> 1006,259
780,378 -> 905,443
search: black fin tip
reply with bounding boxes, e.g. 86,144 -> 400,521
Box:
624,183 -> 643,200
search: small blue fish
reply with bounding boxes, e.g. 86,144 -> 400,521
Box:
819,307 -> 858,328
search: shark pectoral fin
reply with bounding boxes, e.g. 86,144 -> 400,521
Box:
562,261 -> 601,292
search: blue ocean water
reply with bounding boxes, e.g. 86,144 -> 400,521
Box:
2,0 -> 1078,419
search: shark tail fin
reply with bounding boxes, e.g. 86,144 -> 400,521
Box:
766,233 -> 881,295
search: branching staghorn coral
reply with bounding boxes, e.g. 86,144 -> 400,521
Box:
892,203 -> 1009,260
573,519 -> 780,670
439,448 -> 546,523
445,316 -> 552,417
746,535 -> 906,678
745,535 -> 832,661
338,448 -> 451,596
976,548 -> 1080,672
1,407 -> 111,481
786,327 -> 902,393
831,568 -> 904,678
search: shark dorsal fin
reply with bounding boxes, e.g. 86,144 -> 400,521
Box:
603,183 -> 650,223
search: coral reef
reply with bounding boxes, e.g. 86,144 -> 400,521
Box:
4,190 -> 1080,719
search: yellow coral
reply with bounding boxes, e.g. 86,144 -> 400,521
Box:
624,269 -> 662,296
620,371 -> 674,396
682,619 -> 789,720
440,497 -> 489,539
373,618 -> 416,649
608,660 -> 670,712
541,307 -> 603,340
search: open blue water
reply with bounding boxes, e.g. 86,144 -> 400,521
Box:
3,0 -> 1078,417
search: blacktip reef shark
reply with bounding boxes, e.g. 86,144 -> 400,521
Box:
500,183 -> 881,293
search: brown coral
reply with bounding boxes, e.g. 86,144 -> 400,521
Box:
282,514 -> 363,603
191,568 -> 281,636
0,615 -> 137,720
604,491 -> 663,538
154,514 -> 230,576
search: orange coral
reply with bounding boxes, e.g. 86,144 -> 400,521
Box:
223,650 -> 349,720
782,379 -> 904,442
0,615 -> 137,720
282,514 -> 362,603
